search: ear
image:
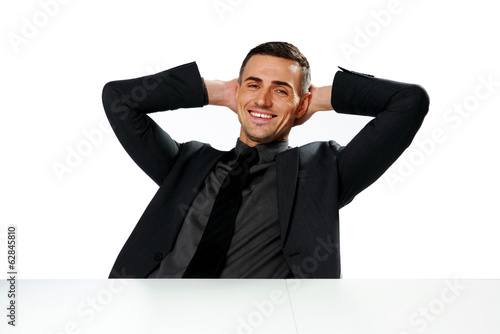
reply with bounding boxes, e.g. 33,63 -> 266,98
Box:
295,92 -> 312,119
235,80 -> 241,98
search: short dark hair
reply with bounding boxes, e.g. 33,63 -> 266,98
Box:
238,41 -> 311,96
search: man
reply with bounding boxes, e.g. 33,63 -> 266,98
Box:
102,42 -> 429,279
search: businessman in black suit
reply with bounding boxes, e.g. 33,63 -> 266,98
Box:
102,41 -> 429,278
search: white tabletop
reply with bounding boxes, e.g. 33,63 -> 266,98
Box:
2,279 -> 499,333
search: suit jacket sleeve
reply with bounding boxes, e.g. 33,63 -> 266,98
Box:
101,62 -> 205,186
331,68 -> 430,207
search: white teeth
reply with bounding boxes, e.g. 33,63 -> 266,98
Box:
250,112 -> 274,119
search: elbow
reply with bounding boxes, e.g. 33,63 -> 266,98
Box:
101,81 -> 117,112
407,84 -> 430,118
387,83 -> 430,139
101,81 -> 128,117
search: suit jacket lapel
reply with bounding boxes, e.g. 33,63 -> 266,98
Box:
168,146 -> 231,222
276,148 -> 299,244
113,145 -> 229,277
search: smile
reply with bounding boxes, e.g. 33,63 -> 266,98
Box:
249,111 -> 276,119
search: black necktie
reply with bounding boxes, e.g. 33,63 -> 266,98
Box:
183,147 -> 259,278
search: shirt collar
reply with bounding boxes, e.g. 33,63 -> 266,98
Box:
234,138 -> 289,164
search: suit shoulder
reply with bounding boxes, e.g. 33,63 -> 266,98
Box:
297,140 -> 343,155
181,140 -> 212,152
293,140 -> 343,167
179,140 -> 228,160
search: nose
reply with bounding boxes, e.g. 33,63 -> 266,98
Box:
255,88 -> 272,108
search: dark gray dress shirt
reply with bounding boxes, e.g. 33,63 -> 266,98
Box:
148,139 -> 293,278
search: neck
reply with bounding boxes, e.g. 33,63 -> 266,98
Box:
238,130 -> 288,147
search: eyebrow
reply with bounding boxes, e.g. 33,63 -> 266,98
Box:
244,76 -> 293,89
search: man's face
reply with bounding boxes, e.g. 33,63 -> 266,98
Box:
236,55 -> 310,147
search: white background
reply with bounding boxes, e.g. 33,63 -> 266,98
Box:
1,0 -> 499,279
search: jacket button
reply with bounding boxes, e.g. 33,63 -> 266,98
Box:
154,252 -> 163,261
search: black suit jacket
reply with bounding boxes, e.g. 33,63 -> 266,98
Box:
102,62 -> 429,278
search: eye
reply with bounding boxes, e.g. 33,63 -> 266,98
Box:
276,89 -> 287,95
248,83 -> 260,89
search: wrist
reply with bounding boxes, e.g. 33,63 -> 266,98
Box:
204,79 -> 226,106
310,85 -> 333,113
